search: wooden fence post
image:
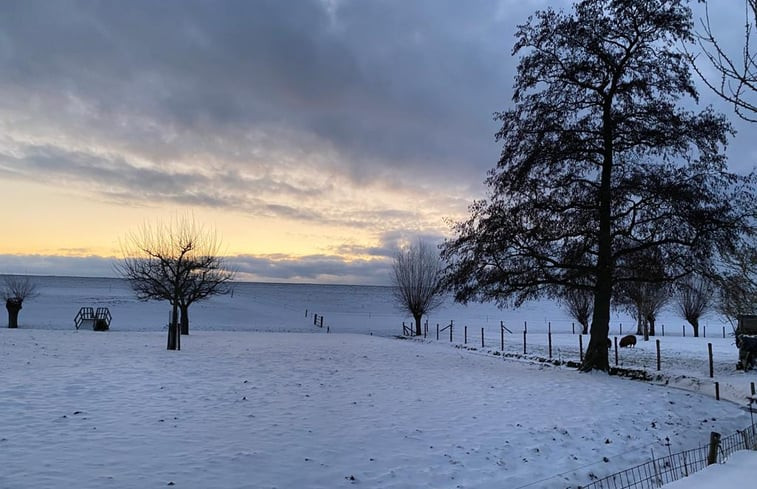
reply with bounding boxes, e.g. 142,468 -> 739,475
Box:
708,343 -> 714,378
481,327 -> 485,348
320,316 -> 323,328
579,335 -> 584,362
723,327 -> 726,339
449,321 -> 453,343
751,382 -> 755,396
572,322 -> 575,334
523,330 -> 527,355
548,323 -> 552,359
436,324 -> 439,341
704,326 -> 707,338
524,320 -> 528,334
501,322 -> 505,351
314,314 -> 318,326
615,337 -> 619,366
656,339 -> 661,371
305,309 -> 308,317
464,326 -> 468,344
707,432 -> 721,464
683,325 -> 686,337
715,382 -> 720,401
620,323 -> 623,335
662,324 -> 665,337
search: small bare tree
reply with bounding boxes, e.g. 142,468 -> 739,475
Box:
615,280 -> 669,341
560,287 -> 593,334
675,276 -> 713,337
117,217 -> 235,350
392,240 -> 445,335
2,276 -> 38,328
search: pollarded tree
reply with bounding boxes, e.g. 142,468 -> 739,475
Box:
118,217 -> 235,350
442,0 -> 754,372
392,240 -> 445,336
561,288 -> 594,335
2,276 -> 37,328
674,275 -> 713,337
615,280 -> 670,340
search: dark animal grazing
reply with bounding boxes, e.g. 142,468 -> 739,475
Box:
619,335 -> 637,348
736,335 -> 757,371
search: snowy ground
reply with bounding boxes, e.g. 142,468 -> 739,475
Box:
1,329 -> 754,489
663,450 -> 757,488
2,276 -> 755,488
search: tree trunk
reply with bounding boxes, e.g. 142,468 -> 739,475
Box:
636,314 -> 643,335
6,299 -> 21,328
643,319 -> 650,341
691,319 -> 700,338
580,101 -> 614,373
582,284 -> 611,371
414,314 -> 422,336
648,315 -> 656,336
581,321 -> 589,335
180,304 -> 189,335
167,303 -> 179,350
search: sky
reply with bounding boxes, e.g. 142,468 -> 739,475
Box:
0,0 -> 753,285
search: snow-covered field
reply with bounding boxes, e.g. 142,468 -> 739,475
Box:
1,276 -> 755,488
0,330 -> 752,489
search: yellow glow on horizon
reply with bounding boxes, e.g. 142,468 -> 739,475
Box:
0,178 -> 400,260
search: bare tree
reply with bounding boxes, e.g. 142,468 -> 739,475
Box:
560,288 -> 593,335
674,276 -> 713,337
117,217 -> 235,350
615,281 -> 669,341
392,240 -> 445,336
2,276 -> 38,328
715,243 -> 757,327
691,1 -> 757,121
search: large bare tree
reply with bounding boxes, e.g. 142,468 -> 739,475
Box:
392,240 -> 445,336
118,217 -> 235,350
2,276 -> 37,328
674,275 -> 713,337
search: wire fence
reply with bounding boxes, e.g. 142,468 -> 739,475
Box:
580,423 -> 757,489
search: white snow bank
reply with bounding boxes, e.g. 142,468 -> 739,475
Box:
663,450 -> 757,488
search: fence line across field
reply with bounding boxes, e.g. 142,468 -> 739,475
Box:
401,320 -> 746,399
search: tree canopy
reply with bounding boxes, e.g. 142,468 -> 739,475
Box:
442,0 -> 755,371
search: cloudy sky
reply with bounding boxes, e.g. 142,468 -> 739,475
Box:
0,0 -> 753,284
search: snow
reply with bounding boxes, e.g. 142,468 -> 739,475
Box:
1,276 -> 755,488
662,450 -> 757,488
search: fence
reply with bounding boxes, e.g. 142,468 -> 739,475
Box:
580,423 -> 757,489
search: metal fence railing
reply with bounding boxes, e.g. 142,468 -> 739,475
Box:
580,424 -> 757,489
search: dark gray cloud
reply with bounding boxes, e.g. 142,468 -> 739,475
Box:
0,0 -> 520,186
0,0 -> 751,194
